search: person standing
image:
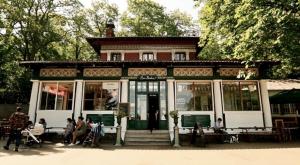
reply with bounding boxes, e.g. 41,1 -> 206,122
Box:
3,107 -> 28,152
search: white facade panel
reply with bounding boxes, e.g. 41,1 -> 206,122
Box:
224,111 -> 264,128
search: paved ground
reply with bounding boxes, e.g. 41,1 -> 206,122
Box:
1,140 -> 300,165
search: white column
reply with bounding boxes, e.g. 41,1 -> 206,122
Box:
213,80 -> 223,122
259,80 -> 272,128
120,79 -> 128,140
74,80 -> 84,119
167,79 -> 175,140
28,80 -> 40,122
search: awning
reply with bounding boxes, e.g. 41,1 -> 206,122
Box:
269,88 -> 300,104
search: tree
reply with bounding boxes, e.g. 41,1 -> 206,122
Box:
119,0 -> 195,36
196,0 -> 300,78
86,0 -> 119,37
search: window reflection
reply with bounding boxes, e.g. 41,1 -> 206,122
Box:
176,82 -> 212,111
223,81 -> 260,111
40,82 -> 74,110
83,82 -> 119,111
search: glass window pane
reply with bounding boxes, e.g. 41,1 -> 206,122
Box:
84,82 -> 119,111
223,82 -> 260,111
129,81 -> 136,120
194,83 -> 212,111
55,82 -> 74,110
176,83 -> 193,111
137,95 -> 147,120
40,83 -> 57,110
111,53 -> 121,61
160,81 -> 167,120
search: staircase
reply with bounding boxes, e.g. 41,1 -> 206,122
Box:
125,130 -> 171,146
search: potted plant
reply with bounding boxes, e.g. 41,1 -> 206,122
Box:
169,110 -> 179,126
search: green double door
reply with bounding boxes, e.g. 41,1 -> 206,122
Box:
127,81 -> 168,130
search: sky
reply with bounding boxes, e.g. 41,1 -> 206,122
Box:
79,0 -> 199,20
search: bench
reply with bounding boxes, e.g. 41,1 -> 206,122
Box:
181,115 -> 211,127
238,127 -> 282,142
86,114 -> 115,126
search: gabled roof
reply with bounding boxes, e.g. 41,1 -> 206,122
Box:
86,37 -> 200,53
19,60 -> 278,68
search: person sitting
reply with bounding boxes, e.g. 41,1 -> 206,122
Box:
214,118 -> 229,143
64,118 -> 74,144
38,118 -> 47,131
70,116 -> 87,145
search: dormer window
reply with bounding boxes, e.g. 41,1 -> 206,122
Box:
174,52 -> 186,61
110,53 -> 121,61
142,53 -> 154,61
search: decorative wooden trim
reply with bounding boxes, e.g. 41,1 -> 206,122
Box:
173,68 -> 213,77
83,68 -> 122,77
128,68 -> 167,77
40,68 -> 77,77
220,68 -> 259,77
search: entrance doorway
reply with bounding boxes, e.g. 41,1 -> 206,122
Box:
127,81 -> 168,130
148,94 -> 159,131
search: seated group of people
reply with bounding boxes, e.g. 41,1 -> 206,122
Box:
64,116 -> 104,147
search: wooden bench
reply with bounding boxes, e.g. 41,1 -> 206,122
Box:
86,114 -> 115,126
181,115 -> 211,128
238,127 -> 282,142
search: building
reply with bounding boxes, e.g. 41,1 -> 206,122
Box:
268,80 -> 300,128
20,23 -> 278,141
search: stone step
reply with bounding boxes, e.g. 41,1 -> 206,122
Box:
125,137 -> 170,142
126,130 -> 169,134
125,130 -> 170,146
125,133 -> 170,138
125,141 -> 171,146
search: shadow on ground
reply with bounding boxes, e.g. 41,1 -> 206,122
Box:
2,139 -> 300,155
0,140 -> 64,157
52,141 -> 300,151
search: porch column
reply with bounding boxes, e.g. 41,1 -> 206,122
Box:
28,80 -> 40,122
213,80 -> 223,122
120,79 -> 128,140
259,80 -> 272,128
167,79 -> 175,140
74,80 -> 84,119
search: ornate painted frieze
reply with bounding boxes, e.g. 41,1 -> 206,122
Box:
83,68 -> 122,77
128,68 -> 167,77
220,68 -> 259,77
40,68 -> 77,77
173,68 -> 213,77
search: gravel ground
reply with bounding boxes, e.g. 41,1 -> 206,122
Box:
1,140 -> 300,165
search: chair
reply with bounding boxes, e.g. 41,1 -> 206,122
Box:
0,120 -> 11,140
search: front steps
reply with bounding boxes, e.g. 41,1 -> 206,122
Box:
125,130 -> 171,146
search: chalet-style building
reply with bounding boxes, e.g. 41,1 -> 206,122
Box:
20,22 -> 277,143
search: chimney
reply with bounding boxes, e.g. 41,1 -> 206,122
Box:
106,19 -> 115,37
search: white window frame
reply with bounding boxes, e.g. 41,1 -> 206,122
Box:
106,51 -> 125,61
37,81 -> 76,111
139,50 -> 157,61
82,80 -> 121,111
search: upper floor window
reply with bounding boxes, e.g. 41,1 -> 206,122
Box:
174,52 -> 186,61
142,53 -> 154,61
110,53 -> 121,61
